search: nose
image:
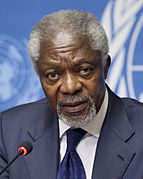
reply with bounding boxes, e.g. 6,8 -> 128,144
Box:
60,73 -> 82,94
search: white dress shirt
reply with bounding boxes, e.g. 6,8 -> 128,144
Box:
59,89 -> 108,179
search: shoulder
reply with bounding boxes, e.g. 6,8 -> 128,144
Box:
121,97 -> 143,114
107,85 -> 143,117
0,98 -> 53,126
3,98 -> 49,113
107,85 -> 143,128
2,98 -> 49,114
121,97 -> 143,129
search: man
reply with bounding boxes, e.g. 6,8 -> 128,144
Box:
0,10 -> 143,179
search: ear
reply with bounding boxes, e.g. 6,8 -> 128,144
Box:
104,55 -> 111,79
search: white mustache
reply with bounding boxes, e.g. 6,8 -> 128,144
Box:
57,95 -> 89,105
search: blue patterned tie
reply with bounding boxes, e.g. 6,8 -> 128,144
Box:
57,128 -> 87,179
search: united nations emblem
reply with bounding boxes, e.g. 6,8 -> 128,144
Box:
102,0 -> 143,101
0,34 -> 44,111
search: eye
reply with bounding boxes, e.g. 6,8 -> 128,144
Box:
45,72 -> 60,82
81,67 -> 90,73
78,66 -> 94,77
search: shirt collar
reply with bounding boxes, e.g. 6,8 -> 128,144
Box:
59,88 -> 108,138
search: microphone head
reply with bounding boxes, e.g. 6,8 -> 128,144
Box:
18,141 -> 33,156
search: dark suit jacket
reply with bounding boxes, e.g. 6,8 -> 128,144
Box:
1,87 -> 143,179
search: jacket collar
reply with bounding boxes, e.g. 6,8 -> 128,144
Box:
22,87 -> 136,179
24,100 -> 60,179
92,86 -> 135,179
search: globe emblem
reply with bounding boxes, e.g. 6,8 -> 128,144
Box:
127,13 -> 143,101
0,34 -> 44,111
102,0 -> 143,100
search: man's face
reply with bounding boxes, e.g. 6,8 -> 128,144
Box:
38,31 -> 110,127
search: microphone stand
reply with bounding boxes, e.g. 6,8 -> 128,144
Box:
0,150 -> 23,176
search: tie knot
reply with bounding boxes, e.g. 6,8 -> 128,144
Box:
66,128 -> 86,151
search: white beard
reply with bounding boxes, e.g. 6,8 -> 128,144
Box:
57,96 -> 96,128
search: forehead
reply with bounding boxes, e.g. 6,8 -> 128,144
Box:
53,31 -> 73,47
39,30 -> 99,63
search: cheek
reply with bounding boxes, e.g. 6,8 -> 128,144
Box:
41,78 -> 59,114
85,71 -> 105,92
83,71 -> 105,105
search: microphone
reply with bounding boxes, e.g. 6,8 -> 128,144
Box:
18,141 -> 33,156
0,141 -> 33,176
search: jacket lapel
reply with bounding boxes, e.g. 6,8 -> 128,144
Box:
23,103 -> 60,179
92,87 -> 135,179
19,88 -> 136,179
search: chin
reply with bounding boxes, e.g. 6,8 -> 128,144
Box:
60,116 -> 91,128
57,95 -> 97,128
58,103 -> 97,128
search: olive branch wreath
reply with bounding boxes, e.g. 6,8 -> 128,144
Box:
101,0 -> 143,96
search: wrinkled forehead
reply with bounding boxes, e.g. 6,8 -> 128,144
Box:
50,30 -> 75,47
43,29 -> 88,45
39,30 -> 92,57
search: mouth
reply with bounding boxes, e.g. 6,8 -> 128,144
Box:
59,101 -> 89,117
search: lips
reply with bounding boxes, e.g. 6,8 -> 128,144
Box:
60,101 -> 88,116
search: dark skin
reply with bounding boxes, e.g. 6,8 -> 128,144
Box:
37,30 -> 111,122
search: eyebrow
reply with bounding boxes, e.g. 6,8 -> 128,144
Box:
39,61 -> 61,69
39,55 -> 97,70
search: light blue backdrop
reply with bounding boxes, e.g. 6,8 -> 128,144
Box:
0,0 -> 142,111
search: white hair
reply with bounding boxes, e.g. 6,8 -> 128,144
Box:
29,10 -> 109,73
